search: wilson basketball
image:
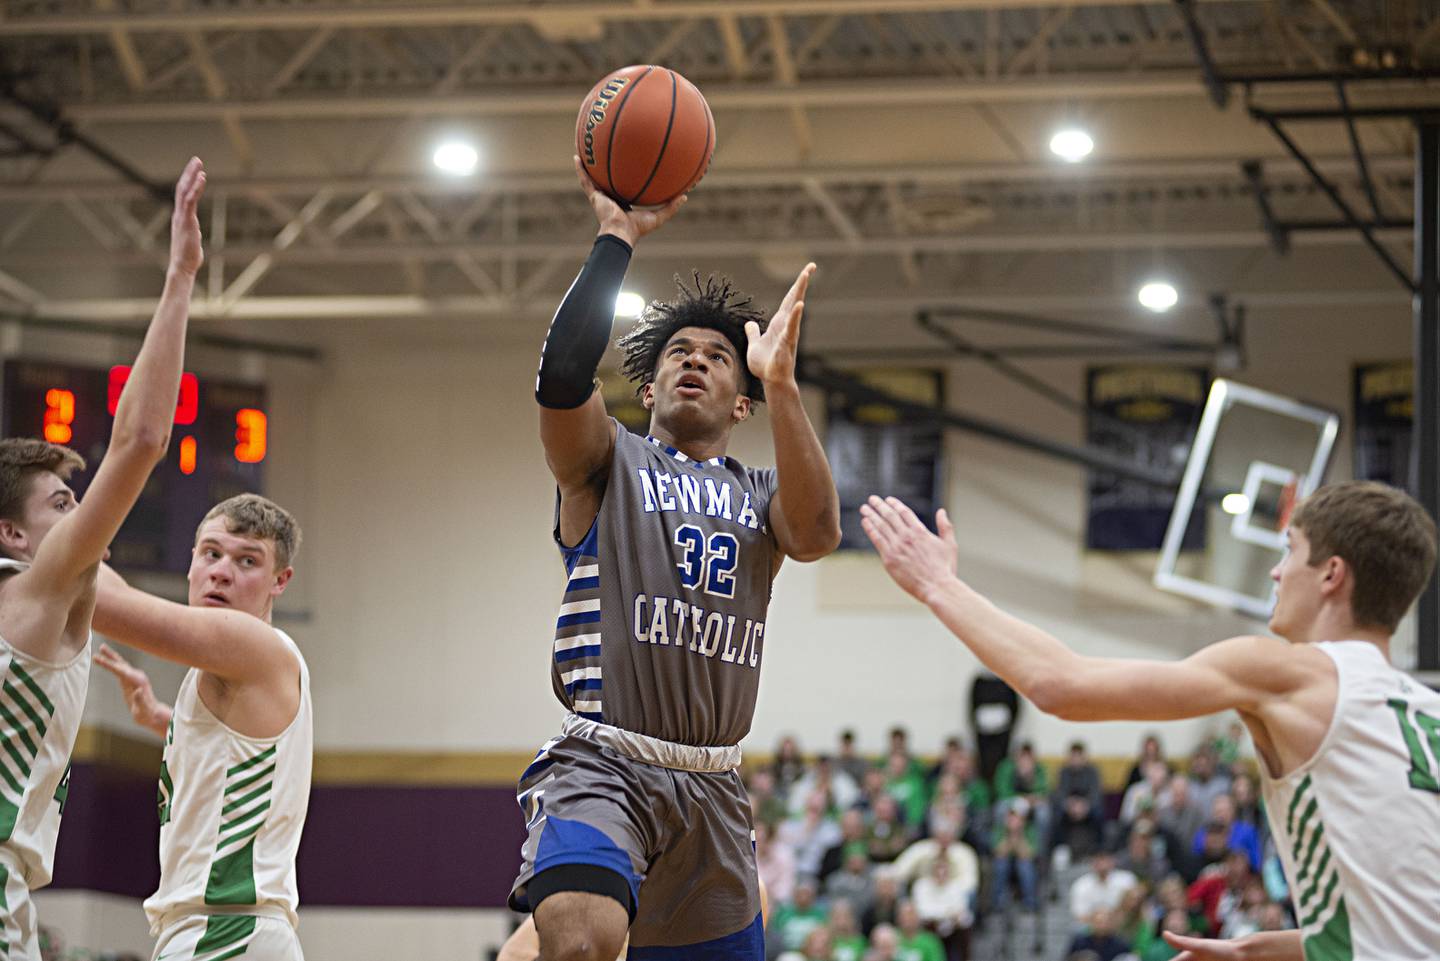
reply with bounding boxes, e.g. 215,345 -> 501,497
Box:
576,65 -> 715,208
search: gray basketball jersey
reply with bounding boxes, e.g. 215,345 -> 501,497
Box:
551,421 -> 779,746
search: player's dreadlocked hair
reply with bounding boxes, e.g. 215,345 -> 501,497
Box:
617,272 -> 769,402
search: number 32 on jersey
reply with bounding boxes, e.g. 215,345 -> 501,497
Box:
673,525 -> 739,599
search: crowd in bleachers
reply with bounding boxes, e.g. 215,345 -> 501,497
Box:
749,722 -> 1299,961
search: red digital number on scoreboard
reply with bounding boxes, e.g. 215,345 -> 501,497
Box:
107,366 -> 199,425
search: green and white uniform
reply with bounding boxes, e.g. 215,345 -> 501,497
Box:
145,629 -> 311,961
1260,640 -> 1440,961
0,559 -> 88,961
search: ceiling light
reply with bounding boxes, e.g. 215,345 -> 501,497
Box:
615,291 -> 646,318
1138,281 -> 1179,312
432,141 -> 479,176
1049,128 -> 1094,163
1221,493 -> 1251,515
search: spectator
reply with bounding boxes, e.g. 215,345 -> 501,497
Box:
1220,878 -> 1271,939
820,808 -> 869,881
826,846 -> 877,918
937,746 -> 993,827
1143,907 -> 1194,961
863,870 -> 903,935
992,742 -> 1051,838
1069,849 -> 1138,924
830,899 -> 870,961
895,899 -> 947,961
892,823 -> 979,895
1187,821 -> 1231,883
865,794 -> 913,864
1185,746 -> 1231,817
780,790 -> 844,878
837,728 -> 872,786
889,726 -> 921,777
911,857 -> 974,961
858,766 -> 890,812
1115,882 -> 1157,958
1258,901 -> 1291,932
772,877 -> 828,953
790,753 -> 861,816
1154,873 -> 1208,937
1187,850 -> 1252,935
1230,771 -> 1264,835
1212,719 -> 1246,775
1190,794 -> 1260,871
1124,734 -> 1166,789
749,768 -> 788,826
773,735 -> 807,793
755,819 -> 797,907
1054,741 -> 1103,816
1121,759 -> 1170,826
778,926 -> 834,961
866,923 -> 901,961
1053,790 -> 1104,862
1118,820 -> 1171,887
1155,775 -> 1204,863
1065,908 -> 1132,961
990,801 -> 1040,914
885,750 -> 930,827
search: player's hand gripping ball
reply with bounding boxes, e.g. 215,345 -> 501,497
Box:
576,65 -> 716,209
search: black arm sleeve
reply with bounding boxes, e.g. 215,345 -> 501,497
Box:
535,233 -> 633,409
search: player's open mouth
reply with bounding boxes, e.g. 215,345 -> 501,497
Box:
202,592 -> 230,606
676,375 -> 706,397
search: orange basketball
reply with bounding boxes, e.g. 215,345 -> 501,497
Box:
576,65 -> 715,208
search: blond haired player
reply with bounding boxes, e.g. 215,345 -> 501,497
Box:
0,158 -> 205,959
94,494 -> 311,961
863,481 -> 1438,961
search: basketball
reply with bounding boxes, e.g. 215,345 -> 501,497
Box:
575,64 -> 715,208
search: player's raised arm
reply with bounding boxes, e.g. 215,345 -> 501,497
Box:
536,159 -> 685,542
746,264 -> 841,562
92,563 -> 295,685
94,642 -> 173,738
859,496 -> 1319,722
26,159 -> 206,593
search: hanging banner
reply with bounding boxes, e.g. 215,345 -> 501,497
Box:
1086,364 -> 1209,551
1353,361 -> 1412,489
826,368 -> 946,551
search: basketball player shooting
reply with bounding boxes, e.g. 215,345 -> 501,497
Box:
861,484 -> 1439,961
0,158 -> 204,960
90,494 -> 311,961
507,157 -> 841,961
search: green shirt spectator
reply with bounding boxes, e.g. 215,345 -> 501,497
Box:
773,880 -> 827,952
896,930 -> 946,961
993,745 -> 1051,803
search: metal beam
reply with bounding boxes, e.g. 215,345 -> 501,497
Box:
0,224 -> 1415,271
0,0 -> 1258,36
61,73 -> 1210,123
0,154 -> 1415,202
1417,120 -> 1440,672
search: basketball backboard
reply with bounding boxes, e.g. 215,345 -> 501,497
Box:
1154,379 -> 1340,620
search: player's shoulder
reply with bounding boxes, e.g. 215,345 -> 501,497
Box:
1207,633 -> 1336,688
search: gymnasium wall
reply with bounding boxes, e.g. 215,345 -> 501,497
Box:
8,293 -> 1416,959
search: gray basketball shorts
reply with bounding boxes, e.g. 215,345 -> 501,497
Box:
508,725 -> 762,956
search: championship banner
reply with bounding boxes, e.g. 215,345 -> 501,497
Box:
1353,361 -> 1413,488
826,368 -> 945,551
1086,364 -> 1209,551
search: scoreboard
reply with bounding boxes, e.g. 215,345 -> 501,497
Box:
1,358 -> 267,574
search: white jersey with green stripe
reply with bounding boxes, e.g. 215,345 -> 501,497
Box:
0,559 -> 89,890
1259,640 -> 1440,961
143,629 -> 312,935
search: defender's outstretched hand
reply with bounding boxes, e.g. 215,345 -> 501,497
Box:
95,643 -> 173,737
574,155 -> 685,247
169,156 -> 207,278
745,262 -> 815,388
1162,931 -> 1245,961
860,496 -> 960,603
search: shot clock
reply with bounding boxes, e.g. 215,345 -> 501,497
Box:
2,358 -> 268,574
